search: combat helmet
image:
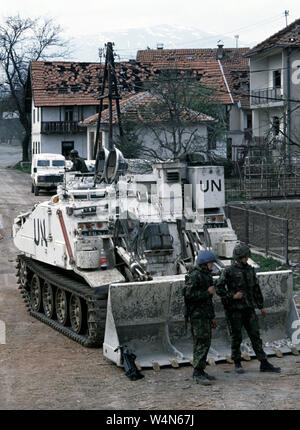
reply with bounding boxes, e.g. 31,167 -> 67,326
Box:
232,243 -> 251,260
196,250 -> 217,265
70,149 -> 79,158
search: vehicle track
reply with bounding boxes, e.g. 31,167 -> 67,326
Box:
16,255 -> 108,347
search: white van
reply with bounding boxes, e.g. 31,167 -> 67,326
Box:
31,153 -> 66,196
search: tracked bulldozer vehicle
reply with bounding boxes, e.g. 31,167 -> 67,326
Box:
12,42 -> 300,370
13,148 -> 300,369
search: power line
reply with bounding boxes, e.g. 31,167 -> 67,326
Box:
105,13 -> 287,56
97,13 -> 287,59
172,14 -> 285,48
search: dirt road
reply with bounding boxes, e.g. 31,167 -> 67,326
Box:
1,154 -> 300,410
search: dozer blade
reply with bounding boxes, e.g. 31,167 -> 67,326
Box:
239,270 -> 300,357
103,271 -> 300,369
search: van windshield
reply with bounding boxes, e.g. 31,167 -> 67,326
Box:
52,160 -> 65,167
37,160 -> 50,167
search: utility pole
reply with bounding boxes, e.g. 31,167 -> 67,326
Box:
285,10 -> 289,27
93,42 -> 124,159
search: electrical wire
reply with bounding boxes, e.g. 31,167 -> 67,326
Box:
100,13 -> 286,54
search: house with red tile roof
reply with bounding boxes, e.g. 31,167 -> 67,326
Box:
27,59 -> 166,159
28,61 -> 102,158
136,44 -> 252,161
28,47 -> 251,161
245,18 -> 300,159
81,91 -> 217,161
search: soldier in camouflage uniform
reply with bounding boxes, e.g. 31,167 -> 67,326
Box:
215,243 -> 281,374
184,250 -> 218,385
69,149 -> 89,173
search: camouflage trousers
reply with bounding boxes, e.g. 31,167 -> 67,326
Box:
190,318 -> 212,370
227,307 -> 266,362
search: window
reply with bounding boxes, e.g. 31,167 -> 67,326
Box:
207,127 -> 217,150
246,114 -> 252,129
37,107 -> 39,122
65,107 -> 74,122
33,109 -> 35,124
37,160 -> 50,167
272,116 -> 280,136
227,138 -> 232,160
52,160 -> 65,167
273,70 -> 281,89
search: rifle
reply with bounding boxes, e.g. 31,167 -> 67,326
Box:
114,345 -> 144,381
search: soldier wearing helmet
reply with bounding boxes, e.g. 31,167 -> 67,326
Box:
216,242 -> 281,374
183,250 -> 218,385
69,149 -> 88,173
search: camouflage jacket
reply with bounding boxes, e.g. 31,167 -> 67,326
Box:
70,157 -> 88,173
215,262 -> 264,310
184,265 -> 215,320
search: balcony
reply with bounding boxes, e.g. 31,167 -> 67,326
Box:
251,88 -> 284,107
41,121 -> 85,135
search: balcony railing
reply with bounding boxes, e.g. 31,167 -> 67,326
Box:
251,88 -> 284,106
41,121 -> 85,134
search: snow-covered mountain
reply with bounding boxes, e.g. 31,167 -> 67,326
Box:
68,24 -> 250,62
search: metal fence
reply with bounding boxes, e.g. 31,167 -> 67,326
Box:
225,178 -> 245,202
226,205 -> 289,264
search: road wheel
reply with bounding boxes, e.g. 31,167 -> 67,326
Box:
30,274 -> 42,312
69,294 -> 86,334
55,289 -> 69,326
42,281 -> 55,319
19,260 -> 28,288
34,185 -> 39,196
31,183 -> 34,193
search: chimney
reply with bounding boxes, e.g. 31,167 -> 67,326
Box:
234,35 -> 239,49
157,43 -> 164,50
216,40 -> 225,60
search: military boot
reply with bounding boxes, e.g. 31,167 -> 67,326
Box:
234,360 -> 245,374
202,371 -> 216,381
260,359 -> 281,373
193,369 -> 212,386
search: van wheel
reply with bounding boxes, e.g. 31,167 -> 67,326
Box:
34,185 -> 39,196
31,183 -> 34,193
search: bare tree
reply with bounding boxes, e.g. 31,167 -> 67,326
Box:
115,69 -> 227,162
0,15 -> 70,160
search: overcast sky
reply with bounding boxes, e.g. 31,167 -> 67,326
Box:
1,0 -> 300,51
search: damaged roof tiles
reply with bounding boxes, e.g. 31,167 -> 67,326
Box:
30,61 -> 103,106
136,47 -> 250,108
30,47 -> 250,109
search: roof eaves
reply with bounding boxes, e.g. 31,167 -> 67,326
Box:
244,18 -> 300,57
244,44 -> 290,57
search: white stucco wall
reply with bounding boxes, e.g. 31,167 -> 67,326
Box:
31,105 -> 98,158
250,49 -> 286,140
38,134 -> 87,158
86,122 -> 218,159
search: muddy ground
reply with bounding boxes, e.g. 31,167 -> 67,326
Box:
1,144 -> 300,410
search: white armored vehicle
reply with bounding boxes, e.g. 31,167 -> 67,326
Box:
31,153 -> 66,196
13,148 -> 300,368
